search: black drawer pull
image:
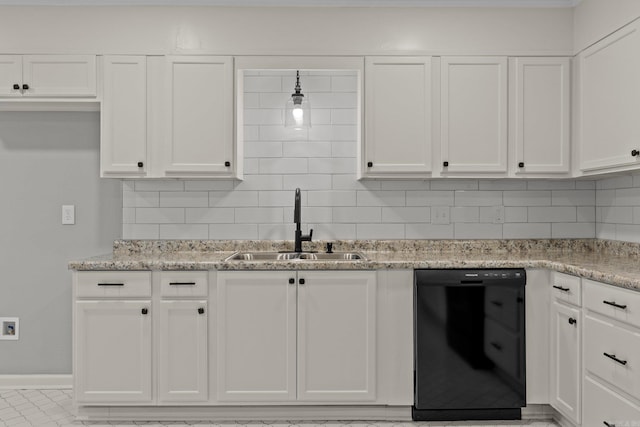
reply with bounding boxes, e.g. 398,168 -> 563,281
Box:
288,278 -> 295,284
490,342 -> 502,351
553,285 -> 570,292
97,283 -> 124,286
367,161 -> 373,167
568,317 -> 576,325
603,300 -> 627,310
141,308 -> 148,315
604,422 -> 616,427
12,84 -> 19,90
603,352 -> 627,366
490,300 -> 503,307
22,83 -> 29,90
169,282 -> 196,286
518,162 -> 525,168
632,150 -> 639,157
198,307 -> 205,314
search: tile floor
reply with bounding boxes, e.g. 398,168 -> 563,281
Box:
0,389 -> 559,427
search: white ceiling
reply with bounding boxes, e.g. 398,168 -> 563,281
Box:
0,0 -> 582,7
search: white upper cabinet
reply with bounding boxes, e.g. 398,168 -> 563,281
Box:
509,57 -> 571,176
578,19 -> 640,174
101,56 -> 147,177
363,57 -> 433,178
0,55 -> 96,98
439,57 -> 508,176
162,56 -> 235,177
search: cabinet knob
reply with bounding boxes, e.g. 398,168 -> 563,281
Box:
289,278 -> 295,284
141,308 -> 148,315
568,317 -> 576,325
299,278 -> 305,285
137,161 -> 144,168
198,307 -> 205,315
225,161 -> 231,167
12,84 -> 19,90
518,162 -> 525,168
367,162 -> 373,167
443,161 -> 449,167
22,84 -> 29,90
633,150 -> 640,157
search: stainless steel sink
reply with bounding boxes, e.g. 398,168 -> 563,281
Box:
225,251 -> 367,262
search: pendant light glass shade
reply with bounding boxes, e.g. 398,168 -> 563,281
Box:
285,71 -> 311,130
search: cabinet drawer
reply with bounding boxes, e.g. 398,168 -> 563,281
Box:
160,271 -> 208,298
584,314 -> 640,401
551,272 -> 581,307
76,271 -> 151,298
584,279 -> 640,328
583,376 -> 640,427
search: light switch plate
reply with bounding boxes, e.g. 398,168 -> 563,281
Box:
62,205 -> 75,225
0,317 -> 19,340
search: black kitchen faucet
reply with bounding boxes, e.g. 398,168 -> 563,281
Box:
294,188 -> 313,252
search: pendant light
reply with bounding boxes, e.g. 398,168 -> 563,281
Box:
285,70 -> 311,130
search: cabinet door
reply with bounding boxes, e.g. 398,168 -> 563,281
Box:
510,57 -> 571,175
579,20 -> 640,172
550,301 -> 581,424
163,56 -> 234,176
157,300 -> 208,403
440,57 -> 507,174
101,56 -> 147,177
297,271 -> 376,402
75,300 -> 152,403
363,57 -> 432,177
22,55 -> 96,97
216,271 -> 296,402
584,376 -> 640,427
0,55 -> 22,97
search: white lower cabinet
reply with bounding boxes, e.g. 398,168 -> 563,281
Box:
75,300 -> 152,404
157,299 -> 208,403
583,376 -> 640,427
216,270 -> 377,403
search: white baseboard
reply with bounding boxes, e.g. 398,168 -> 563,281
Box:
0,374 -> 72,390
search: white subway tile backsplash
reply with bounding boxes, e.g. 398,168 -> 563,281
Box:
504,191 -> 551,207
596,189 -> 615,207
122,208 -> 135,224
333,174 -> 381,191
234,175 -> 283,191
332,76 -> 358,92
259,93 -> 289,108
526,180 -> 575,190
135,208 -> 184,224
451,207 -> 479,223
123,224 -> 160,239
551,190 -> 595,206
479,206 -> 496,223
259,191 -> 296,207
259,125 -> 309,142
311,109 -> 332,125
243,109 -> 283,126
309,158 -> 356,174
615,224 -> 640,243
381,180 -> 430,191
122,180 -> 135,192
577,206 -> 596,222
258,223 -> 292,240
454,223 -> 503,239
600,206 -> 633,224
123,191 -> 159,208
454,191 -> 502,207
382,207 -> 430,223
552,222 -> 595,238
479,180 -> 527,191
244,158 -> 260,174
259,158 -> 309,174
333,207 -> 381,223
283,175 -> 332,191
331,109 -> 358,125
503,223 -> 551,239
185,180 -> 234,191
209,224 -> 259,240
596,223 -> 617,240
309,92 -> 357,109
245,141 -> 284,158
356,223 -> 405,239
431,180 -> 478,191
307,223 -> 357,240
406,191 -> 454,206
160,191 -> 209,208
283,142 -> 331,158
244,76 -> 282,92
357,190 -> 405,207
504,207 -> 527,223
597,175 -> 633,190
243,93 -> 259,108
160,224 -> 209,240
615,187 -> 640,206
135,180 -> 184,192
576,180 -> 596,190
210,191 -> 259,207
186,208 -> 235,224
331,141 -> 357,158
406,223 -> 454,239
235,207 -> 283,224
243,125 -> 260,141
308,190 -> 357,207
285,207 -> 333,223
528,206 -> 576,223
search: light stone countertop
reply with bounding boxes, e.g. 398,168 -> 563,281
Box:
68,239 -> 640,293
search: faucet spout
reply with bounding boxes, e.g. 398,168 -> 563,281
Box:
293,188 -> 313,252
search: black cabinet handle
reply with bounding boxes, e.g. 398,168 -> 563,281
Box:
198,307 -> 205,314
22,84 -> 29,90
604,422 -> 616,427
518,162 -> 525,168
299,278 -> 305,285
443,161 -> 449,167
553,285 -> 570,292
97,283 -> 124,286
603,352 -> 627,366
568,317 -> 577,325
141,308 -> 148,315
12,84 -> 19,90
326,242 -> 333,253
169,282 -> 196,286
490,342 -> 502,351
603,300 -> 627,310
225,161 -> 231,167
367,161 -> 373,167
490,300 -> 503,307
137,161 -> 144,168
288,278 -> 295,284
632,150 -> 639,157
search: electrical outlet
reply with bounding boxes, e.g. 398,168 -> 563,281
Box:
494,206 -> 505,224
62,205 -> 75,225
432,206 -> 450,225
0,317 -> 19,340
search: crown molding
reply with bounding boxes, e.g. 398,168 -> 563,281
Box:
0,0 -> 582,7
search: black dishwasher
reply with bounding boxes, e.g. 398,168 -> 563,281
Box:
413,269 -> 526,421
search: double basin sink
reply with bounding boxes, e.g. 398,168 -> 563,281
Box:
225,251 -> 367,262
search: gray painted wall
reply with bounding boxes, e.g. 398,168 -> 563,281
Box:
0,111 -> 121,375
